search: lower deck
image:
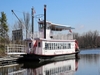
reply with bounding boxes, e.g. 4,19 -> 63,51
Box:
27,39 -> 76,56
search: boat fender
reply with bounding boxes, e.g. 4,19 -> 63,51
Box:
33,40 -> 37,53
33,40 -> 37,47
75,40 -> 79,51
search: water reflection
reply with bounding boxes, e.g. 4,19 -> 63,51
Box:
75,50 -> 100,75
80,54 -> 100,64
22,59 -> 79,75
1,58 -> 78,75
1,50 -> 100,75
0,64 -> 23,75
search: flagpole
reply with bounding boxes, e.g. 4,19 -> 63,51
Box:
44,5 -> 46,39
32,7 -> 34,38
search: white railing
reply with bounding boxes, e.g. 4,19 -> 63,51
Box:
29,32 -> 73,40
52,33 -> 73,40
5,44 -> 26,55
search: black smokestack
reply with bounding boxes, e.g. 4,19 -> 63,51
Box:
44,5 -> 46,39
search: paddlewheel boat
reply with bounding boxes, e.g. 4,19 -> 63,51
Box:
22,5 -> 80,61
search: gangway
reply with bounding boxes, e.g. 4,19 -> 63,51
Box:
5,44 -> 26,55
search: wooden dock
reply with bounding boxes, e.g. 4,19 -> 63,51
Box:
0,56 -> 19,66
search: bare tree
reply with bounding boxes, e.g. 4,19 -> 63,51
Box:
13,19 -> 24,44
74,30 -> 100,49
12,11 -> 30,44
13,19 -> 24,30
23,12 -> 30,38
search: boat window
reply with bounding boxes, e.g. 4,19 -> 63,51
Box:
38,42 -> 41,47
64,43 -> 66,49
51,43 -> 52,50
55,43 -> 57,49
49,43 -> 51,50
53,43 -> 55,50
29,43 -> 31,48
39,24 -> 44,29
59,43 -> 61,49
68,43 -> 71,49
45,70 -> 49,75
57,43 -> 58,49
53,43 -> 54,50
62,43 -> 64,49
52,43 -> 53,50
48,43 -> 50,50
45,43 -> 48,50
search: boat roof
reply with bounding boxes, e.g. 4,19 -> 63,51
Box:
38,20 -> 74,31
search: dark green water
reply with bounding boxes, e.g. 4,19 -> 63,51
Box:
0,49 -> 100,75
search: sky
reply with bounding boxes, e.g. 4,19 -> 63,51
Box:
0,0 -> 100,35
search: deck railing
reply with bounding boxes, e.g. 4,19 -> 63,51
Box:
5,44 -> 26,55
28,32 -> 73,40
51,34 -> 73,40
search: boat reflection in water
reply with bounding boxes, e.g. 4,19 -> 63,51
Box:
18,59 -> 78,75
31,59 -> 78,75
6,59 -> 78,75
0,64 -> 23,75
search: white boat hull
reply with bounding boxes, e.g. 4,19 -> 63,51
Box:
18,50 -> 80,62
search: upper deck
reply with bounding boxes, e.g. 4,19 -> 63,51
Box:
32,32 -> 73,40
28,21 -> 74,40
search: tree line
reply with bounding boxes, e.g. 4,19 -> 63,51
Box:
73,30 -> 100,49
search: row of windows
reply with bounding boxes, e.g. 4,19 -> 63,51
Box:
45,65 -> 71,75
45,43 -> 71,50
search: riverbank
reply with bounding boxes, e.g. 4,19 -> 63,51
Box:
0,50 -> 6,57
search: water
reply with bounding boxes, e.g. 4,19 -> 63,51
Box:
75,49 -> 100,75
0,49 -> 100,75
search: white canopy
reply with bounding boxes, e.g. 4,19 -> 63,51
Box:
38,20 -> 74,31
